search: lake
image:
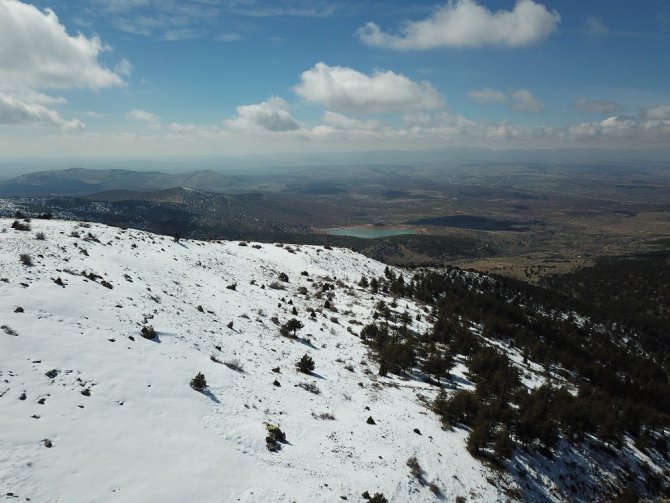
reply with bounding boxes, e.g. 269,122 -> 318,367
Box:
325,226 -> 416,239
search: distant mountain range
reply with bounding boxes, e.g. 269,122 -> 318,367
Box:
0,168 -> 255,197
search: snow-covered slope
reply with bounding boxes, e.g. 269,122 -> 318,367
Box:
1,218 -> 509,502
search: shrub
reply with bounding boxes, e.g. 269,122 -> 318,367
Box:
1,325 -> 18,336
296,353 -> 315,373
19,254 -> 33,267
11,220 -> 31,231
297,382 -> 320,394
278,272 -> 289,282
428,482 -> 442,495
35,232 -> 46,240
224,359 -> 244,372
190,372 -> 207,391
369,494 -> 388,503
407,456 -> 424,480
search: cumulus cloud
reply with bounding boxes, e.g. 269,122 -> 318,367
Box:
356,0 -> 560,50
573,98 -> 622,115
0,91 -> 83,130
0,1 -> 124,129
226,97 -> 300,132
0,1 -> 122,90
294,62 -> 444,113
643,105 -> 670,120
568,107 -> 670,143
468,88 -> 544,113
322,111 -> 380,130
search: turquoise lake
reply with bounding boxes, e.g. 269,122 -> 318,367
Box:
325,227 -> 416,239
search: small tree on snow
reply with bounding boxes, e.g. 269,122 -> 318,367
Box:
280,318 -> 303,338
296,354 -> 315,374
190,372 -> 207,391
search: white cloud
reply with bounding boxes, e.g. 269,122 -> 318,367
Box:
468,87 -> 544,113
568,108 -> 670,143
294,62 -> 444,113
226,97 -> 300,132
115,58 -> 134,77
356,0 -> 560,50
574,98 -> 621,115
0,91 -> 83,130
510,89 -> 544,113
468,88 -> 508,104
127,109 -> 160,124
0,1 -> 124,130
0,1 -> 122,90
643,105 -> 670,120
322,111 -> 380,130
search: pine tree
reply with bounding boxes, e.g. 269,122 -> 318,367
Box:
190,372 -> 207,391
296,354 -> 315,373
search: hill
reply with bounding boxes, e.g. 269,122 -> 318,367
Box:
1,217 -> 668,502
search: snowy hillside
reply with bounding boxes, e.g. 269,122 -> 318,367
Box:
1,218 -> 510,502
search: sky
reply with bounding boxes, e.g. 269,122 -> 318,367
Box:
0,0 -> 669,158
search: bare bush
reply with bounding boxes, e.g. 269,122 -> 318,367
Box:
297,382 -> 320,394
224,359 -> 244,372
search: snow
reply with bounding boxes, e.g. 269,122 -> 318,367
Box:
1,219 -> 506,502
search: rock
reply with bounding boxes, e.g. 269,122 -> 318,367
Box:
43,439 -> 53,448
273,380 -> 281,387
366,416 -> 376,425
19,392 -> 26,401
266,424 -> 286,442
141,325 -> 157,339
362,491 -> 371,500
14,307 -> 24,313
227,321 -> 234,329
272,367 -> 281,373
45,369 -> 59,379
413,428 -> 422,435
81,389 -> 91,396
197,305 -> 204,312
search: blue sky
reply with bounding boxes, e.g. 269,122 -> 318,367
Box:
0,0 -> 669,157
